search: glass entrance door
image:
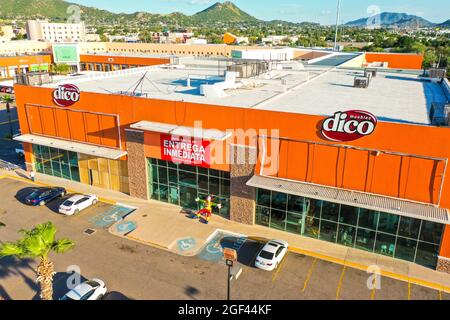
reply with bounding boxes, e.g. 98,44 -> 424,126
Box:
179,186 -> 198,210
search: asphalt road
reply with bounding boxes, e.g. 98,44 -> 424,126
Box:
0,177 -> 448,300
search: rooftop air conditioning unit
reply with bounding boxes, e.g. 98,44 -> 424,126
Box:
428,68 -> 447,80
364,68 -> 378,78
429,102 -> 450,126
354,76 -> 369,88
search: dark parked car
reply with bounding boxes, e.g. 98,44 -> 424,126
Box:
25,187 -> 66,206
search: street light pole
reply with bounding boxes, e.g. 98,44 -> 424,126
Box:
334,0 -> 341,52
227,263 -> 231,301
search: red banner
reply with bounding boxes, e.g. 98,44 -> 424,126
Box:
160,134 -> 211,168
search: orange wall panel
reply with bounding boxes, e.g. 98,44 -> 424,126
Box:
311,145 -> 340,187
341,149 -> 371,192
365,53 -> 423,70
80,55 -> 170,67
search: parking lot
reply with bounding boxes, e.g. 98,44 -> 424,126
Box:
0,176 -> 449,300
0,98 -> 22,167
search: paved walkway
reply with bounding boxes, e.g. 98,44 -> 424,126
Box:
3,167 -> 450,292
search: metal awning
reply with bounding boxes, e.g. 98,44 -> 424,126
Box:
247,175 -> 450,225
14,134 -> 127,160
130,120 -> 232,141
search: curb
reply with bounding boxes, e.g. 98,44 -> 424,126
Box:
288,246 -> 450,294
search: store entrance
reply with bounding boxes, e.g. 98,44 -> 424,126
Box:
148,158 -> 231,219
179,186 -> 198,210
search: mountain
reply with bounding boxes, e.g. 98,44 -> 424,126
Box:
0,0 -> 258,25
437,19 -> 450,28
0,0 -> 127,22
192,1 -> 259,23
345,12 -> 435,28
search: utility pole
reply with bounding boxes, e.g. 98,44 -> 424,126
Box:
334,0 -> 341,51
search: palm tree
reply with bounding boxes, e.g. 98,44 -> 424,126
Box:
0,221 -> 74,300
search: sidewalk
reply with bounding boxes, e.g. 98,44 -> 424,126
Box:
3,167 -> 450,292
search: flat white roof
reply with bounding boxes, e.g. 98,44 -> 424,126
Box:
14,134 -> 127,160
40,64 -> 448,125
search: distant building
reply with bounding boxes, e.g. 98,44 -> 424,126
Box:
26,20 -> 86,43
0,26 -> 15,41
261,35 -> 298,45
85,34 -> 101,42
223,32 -> 249,45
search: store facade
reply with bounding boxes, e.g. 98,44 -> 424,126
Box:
13,81 -> 450,272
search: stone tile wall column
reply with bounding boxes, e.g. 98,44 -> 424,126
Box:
229,144 -> 257,225
437,256 -> 450,274
125,129 -> 149,200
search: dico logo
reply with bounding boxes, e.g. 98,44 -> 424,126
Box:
321,110 -> 377,142
52,84 -> 80,107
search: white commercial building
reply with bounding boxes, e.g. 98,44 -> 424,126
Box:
26,20 -> 86,43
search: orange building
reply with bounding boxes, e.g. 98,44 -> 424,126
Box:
0,54 -> 52,79
12,52 -> 450,273
79,54 -> 171,72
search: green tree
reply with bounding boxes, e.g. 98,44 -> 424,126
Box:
51,64 -> 70,75
0,222 -> 75,300
423,50 -> 438,69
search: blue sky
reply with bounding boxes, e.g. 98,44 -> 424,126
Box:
70,0 -> 450,24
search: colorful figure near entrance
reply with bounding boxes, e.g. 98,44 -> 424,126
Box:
191,195 -> 222,224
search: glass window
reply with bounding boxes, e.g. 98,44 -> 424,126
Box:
168,169 -> 178,185
256,189 -> 271,207
209,176 -> 220,196
70,166 -> 80,182
304,217 -> 320,239
358,209 -> 379,231
178,170 -> 197,188
61,163 -> 71,180
321,201 -> 340,222
209,169 -> 220,177
420,221 -> 444,245
157,159 -> 167,167
305,199 -> 321,219
395,237 -> 417,262
320,220 -> 338,243
220,179 -> 230,198
337,224 -> 356,247
197,174 -> 209,191
151,165 -> 158,183
179,163 -> 196,172
151,184 -> 159,200
415,242 -> 440,269
256,206 -> 270,227
398,217 -> 421,240
339,205 -> 359,226
287,195 -> 304,213
270,209 -> 286,231
375,233 -> 396,257
158,166 -> 168,185
158,184 -> 169,203
286,212 -> 303,235
68,152 -> 77,167
355,228 -> 376,252
271,192 -> 287,211
377,212 -> 399,235
197,167 -> 208,175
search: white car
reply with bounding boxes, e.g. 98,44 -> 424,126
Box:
59,194 -> 98,215
255,239 -> 289,271
60,279 -> 107,300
